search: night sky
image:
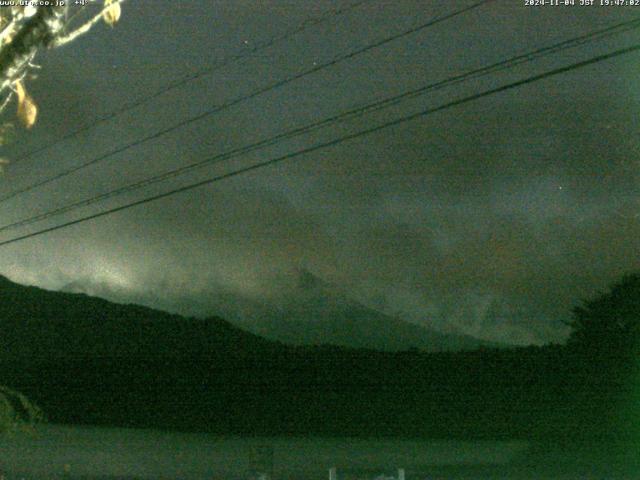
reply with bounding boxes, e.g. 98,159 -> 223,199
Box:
0,0 -> 639,346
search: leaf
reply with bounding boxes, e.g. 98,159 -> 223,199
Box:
15,81 -> 37,129
103,0 -> 121,27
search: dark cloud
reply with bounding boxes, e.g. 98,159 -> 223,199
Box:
0,0 -> 638,346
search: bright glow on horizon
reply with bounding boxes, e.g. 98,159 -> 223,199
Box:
92,259 -> 133,290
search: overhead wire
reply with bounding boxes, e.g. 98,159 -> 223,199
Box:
8,0 -> 371,166
0,42 -> 638,247
0,0 -> 492,204
1,17 -> 639,234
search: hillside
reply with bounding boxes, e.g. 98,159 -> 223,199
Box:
61,269 -> 498,352
0,275 -> 275,360
0,274 -> 625,440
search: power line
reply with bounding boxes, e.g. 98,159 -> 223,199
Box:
0,0 -> 492,204
9,0 -> 371,166
1,17 -> 638,234
0,42 -> 637,248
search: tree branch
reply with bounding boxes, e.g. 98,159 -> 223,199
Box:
0,6 -> 67,95
53,0 -> 126,47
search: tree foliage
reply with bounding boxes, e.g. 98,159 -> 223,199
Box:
567,273 -> 640,357
0,1 -> 123,148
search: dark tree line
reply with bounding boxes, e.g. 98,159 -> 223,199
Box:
0,273 -> 638,438
568,273 -> 640,357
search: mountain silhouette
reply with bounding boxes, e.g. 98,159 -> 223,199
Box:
58,269 -> 499,351
0,274 -> 275,361
0,273 -> 627,440
221,269 -> 500,351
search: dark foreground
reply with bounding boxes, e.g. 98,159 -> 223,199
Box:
0,425 -> 639,480
1,274 -> 639,441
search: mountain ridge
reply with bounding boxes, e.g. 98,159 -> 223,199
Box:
0,273 -> 609,440
214,269 -> 503,351
0,274 -> 276,360
58,269 -> 502,351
